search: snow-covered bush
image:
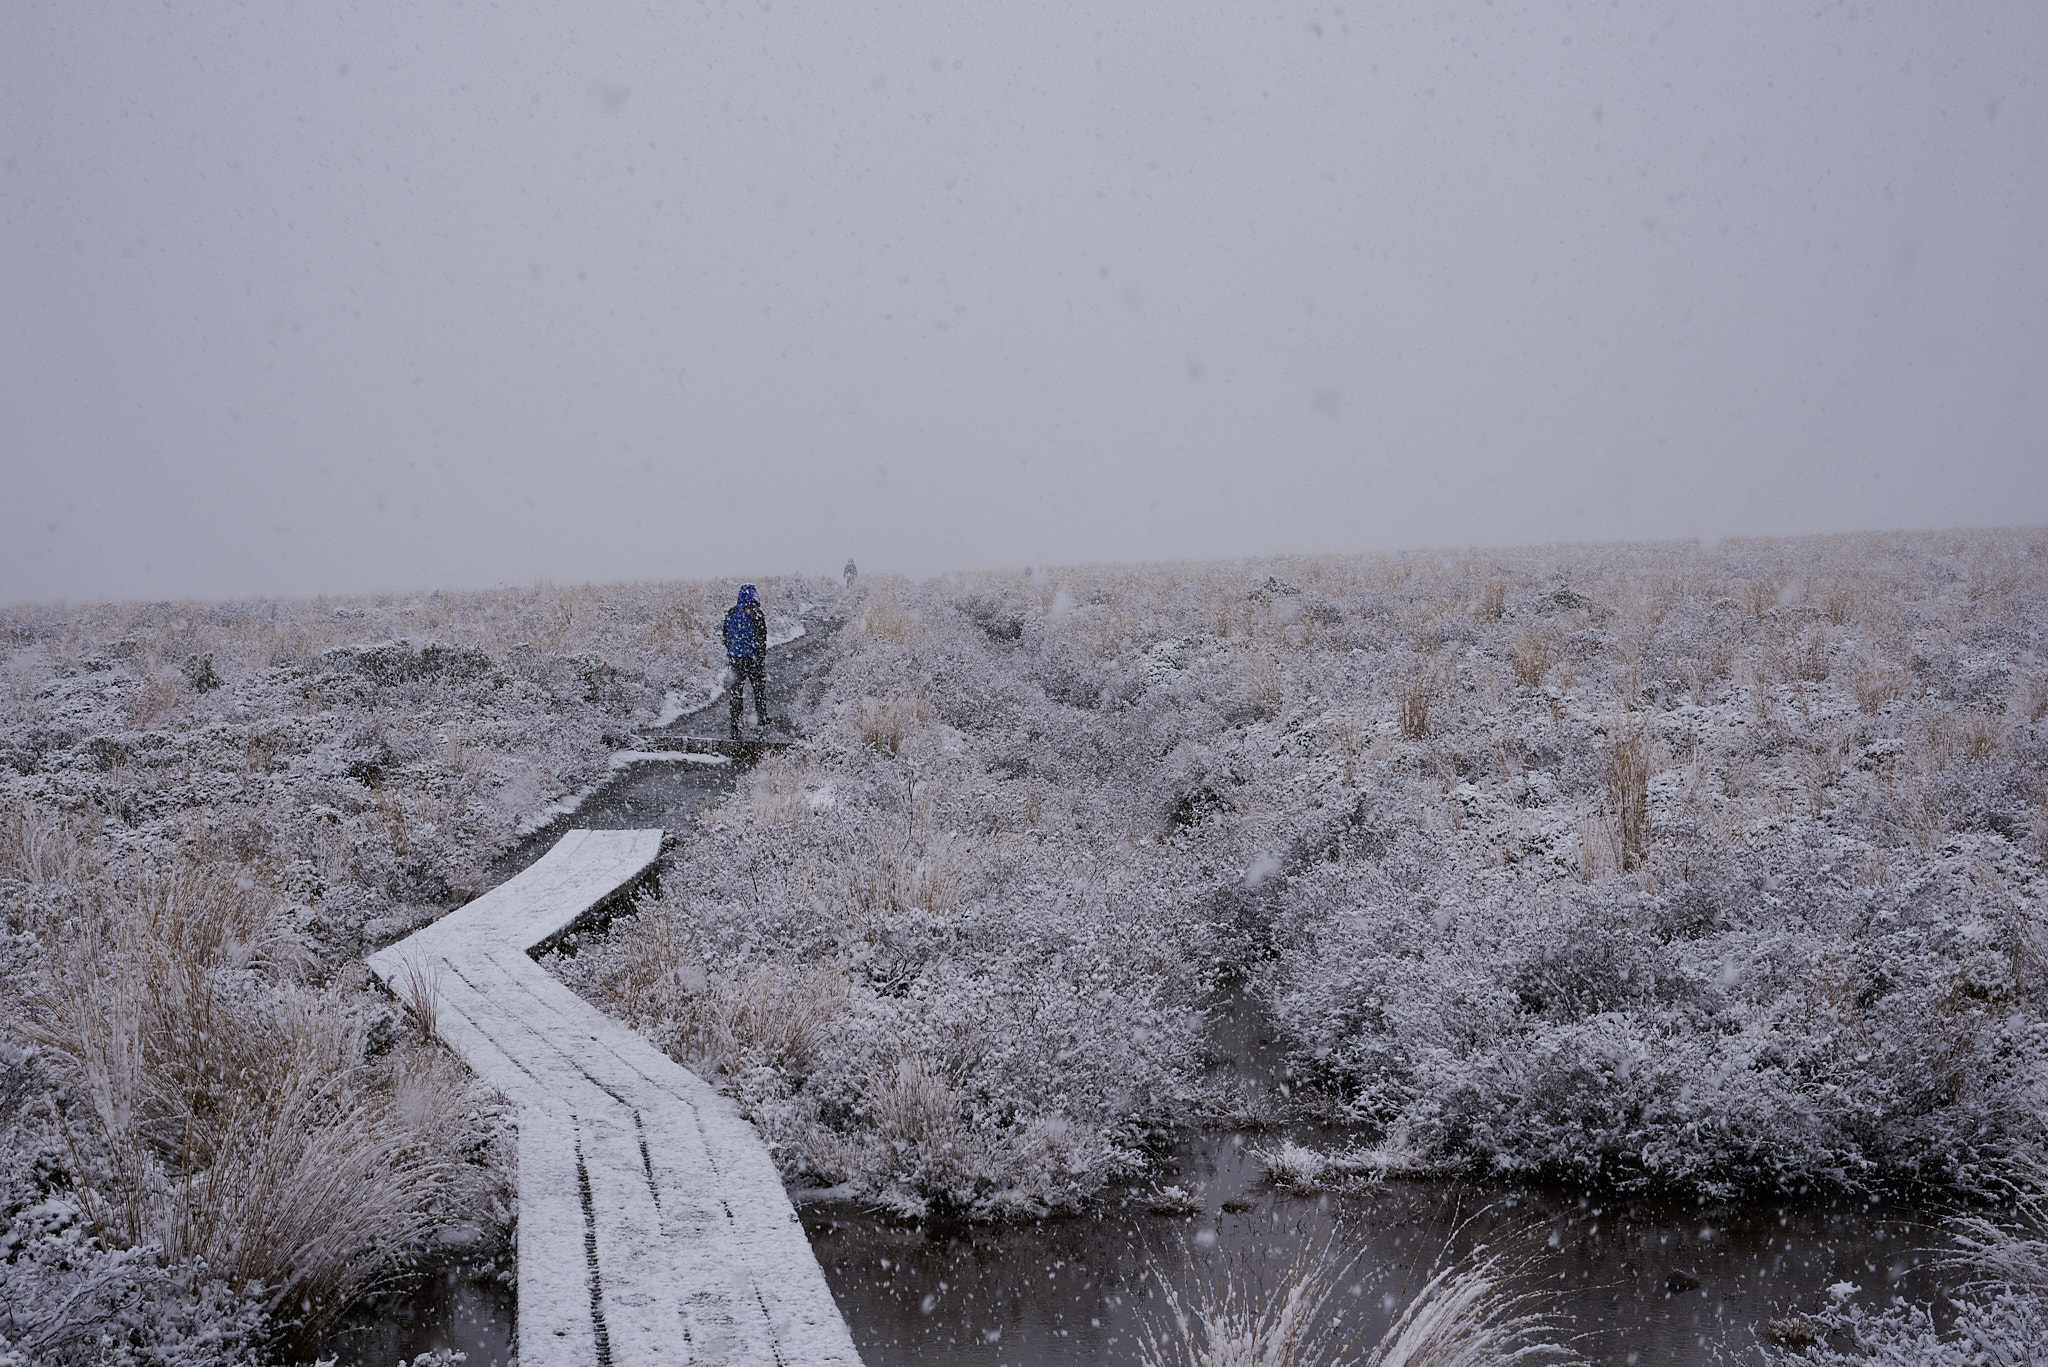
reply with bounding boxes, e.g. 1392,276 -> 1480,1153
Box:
559,731 -> 1213,1218
1239,535 -> 2048,1200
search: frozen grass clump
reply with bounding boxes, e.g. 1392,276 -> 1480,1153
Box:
0,806 -> 500,1351
1138,1228 -> 1577,1367
0,1038 -> 267,1365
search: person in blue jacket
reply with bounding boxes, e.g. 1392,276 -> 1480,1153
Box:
723,584 -> 770,738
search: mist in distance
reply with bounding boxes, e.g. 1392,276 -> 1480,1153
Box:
3,1 -> 2044,606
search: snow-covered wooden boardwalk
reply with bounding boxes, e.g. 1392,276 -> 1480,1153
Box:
366,828 -> 861,1367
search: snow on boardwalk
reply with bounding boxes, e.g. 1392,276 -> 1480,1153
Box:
366,828 -> 862,1367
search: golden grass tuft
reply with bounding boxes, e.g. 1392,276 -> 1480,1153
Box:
1400,671 -> 1439,741
853,694 -> 932,755
1242,654 -> 1286,720
1603,722 -> 1652,873
396,956 -> 445,1048
857,591 -> 924,643
1509,629 -> 1557,690
1849,660 -> 1909,714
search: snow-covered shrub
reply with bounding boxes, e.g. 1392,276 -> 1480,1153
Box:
562,768 -> 1211,1217
559,623 -> 1223,1215
1039,534 -> 2038,1204
570,532 -> 2048,1211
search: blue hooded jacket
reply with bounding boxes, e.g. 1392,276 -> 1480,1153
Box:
724,585 -> 765,659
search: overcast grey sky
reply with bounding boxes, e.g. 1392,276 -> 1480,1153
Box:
4,2 -> 2044,605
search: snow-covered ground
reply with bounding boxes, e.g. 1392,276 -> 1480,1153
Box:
553,532 -> 2048,1364
6,537 -> 2047,1361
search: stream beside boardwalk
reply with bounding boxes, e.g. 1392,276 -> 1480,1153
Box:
326,1114 -> 1957,1367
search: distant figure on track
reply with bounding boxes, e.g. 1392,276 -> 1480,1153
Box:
724,584 -> 770,739
843,557 -> 858,588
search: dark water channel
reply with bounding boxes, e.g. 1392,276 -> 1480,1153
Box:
326,616 -> 1966,1365
804,1140 -> 1947,1367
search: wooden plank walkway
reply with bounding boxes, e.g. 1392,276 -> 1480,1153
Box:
366,828 -> 862,1367
632,733 -> 800,760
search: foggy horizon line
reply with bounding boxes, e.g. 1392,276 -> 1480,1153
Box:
7,518 -> 2040,615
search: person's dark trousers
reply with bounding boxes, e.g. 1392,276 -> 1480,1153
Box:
728,655 -> 769,733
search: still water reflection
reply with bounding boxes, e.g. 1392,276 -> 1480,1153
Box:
323,1263 -> 515,1367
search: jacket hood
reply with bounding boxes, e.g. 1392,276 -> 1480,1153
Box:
736,584 -> 758,606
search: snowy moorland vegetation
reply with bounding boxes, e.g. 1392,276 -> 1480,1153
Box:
0,579 -> 811,1359
4,532 -> 2047,1360
557,529 -> 2048,1362
574,531 -> 2048,1211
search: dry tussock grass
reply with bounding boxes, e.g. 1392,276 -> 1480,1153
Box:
1331,715 -> 1376,787
126,669 -> 188,728
1786,625 -> 1833,683
857,590 -> 924,644
852,839 -> 960,920
868,1057 -> 961,1150
1962,711 -> 2009,764
3,807 -> 465,1335
1509,628 -> 1557,689
695,964 -> 850,1077
1602,722 -> 1652,872
1849,659 -> 1910,713
1399,668 -> 1440,741
853,693 -> 932,755
2020,673 -> 2048,725
1241,653 -> 1285,720
724,753 -> 834,825
1577,811 -> 1619,885
587,889 -> 854,1081
395,956 -> 445,1047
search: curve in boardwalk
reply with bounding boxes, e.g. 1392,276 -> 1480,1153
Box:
366,827 -> 862,1367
